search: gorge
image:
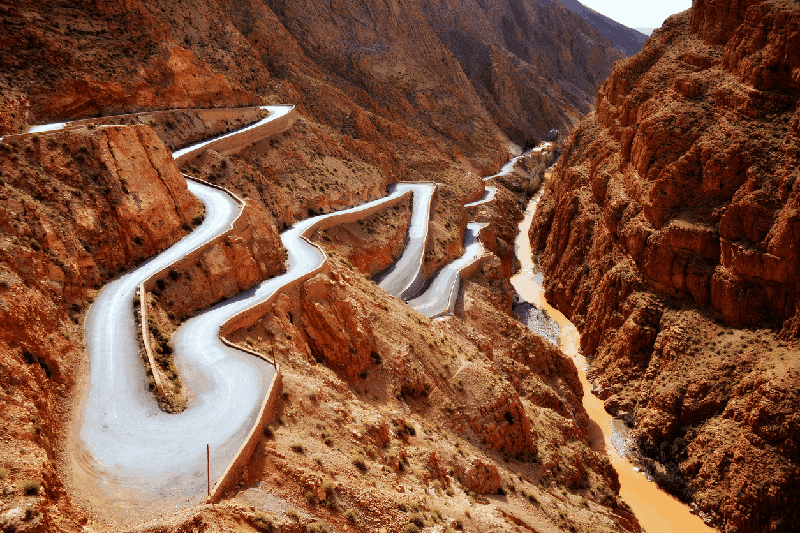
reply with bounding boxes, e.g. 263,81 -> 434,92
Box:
1,0 -> 798,532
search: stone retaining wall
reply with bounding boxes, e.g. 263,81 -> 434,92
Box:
138,284 -> 165,397
173,107 -> 298,166
208,364 -> 283,503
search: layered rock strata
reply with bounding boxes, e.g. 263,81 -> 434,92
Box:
531,1 -> 800,531
0,125 -> 203,530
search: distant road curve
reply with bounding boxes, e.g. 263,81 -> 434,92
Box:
405,150 -> 531,318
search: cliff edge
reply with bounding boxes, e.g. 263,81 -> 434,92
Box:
531,1 -> 800,531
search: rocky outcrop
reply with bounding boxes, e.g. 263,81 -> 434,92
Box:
0,124 -> 203,530
454,458 -> 503,495
531,1 -> 800,531
300,271 -> 377,380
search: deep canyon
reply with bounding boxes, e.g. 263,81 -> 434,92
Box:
0,0 -> 797,532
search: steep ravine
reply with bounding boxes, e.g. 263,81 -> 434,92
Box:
529,1 -> 800,530
513,184 -> 716,533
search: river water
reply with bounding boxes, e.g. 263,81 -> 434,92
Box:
510,186 -> 716,533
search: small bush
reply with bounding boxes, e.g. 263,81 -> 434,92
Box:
351,452 -> 367,472
24,506 -> 36,520
290,442 -> 304,454
403,524 -> 420,533
306,522 -> 329,533
344,509 -> 357,523
286,508 -> 299,520
253,511 -> 274,532
262,425 -> 274,438
21,480 -> 40,495
409,513 -> 425,527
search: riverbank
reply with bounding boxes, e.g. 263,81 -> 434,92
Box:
511,178 -> 717,533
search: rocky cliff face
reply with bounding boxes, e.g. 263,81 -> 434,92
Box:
1,0 -> 622,161
531,1 -> 800,531
0,125 -> 203,531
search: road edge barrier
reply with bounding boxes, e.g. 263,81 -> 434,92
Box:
208,188 -> 415,502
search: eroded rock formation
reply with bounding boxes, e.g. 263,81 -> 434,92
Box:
0,125 -> 203,530
531,1 -> 800,531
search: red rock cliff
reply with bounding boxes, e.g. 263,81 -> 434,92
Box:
531,1 -> 799,531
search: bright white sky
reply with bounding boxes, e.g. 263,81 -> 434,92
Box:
577,0 -> 693,29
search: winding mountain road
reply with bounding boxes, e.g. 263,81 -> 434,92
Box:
406,222 -> 488,318
375,182 -> 436,299
45,102 -> 521,511
71,107 -> 426,511
75,108 -> 296,509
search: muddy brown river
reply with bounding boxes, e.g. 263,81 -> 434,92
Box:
511,185 -> 716,533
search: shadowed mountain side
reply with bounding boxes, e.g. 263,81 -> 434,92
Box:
1,0 -> 625,162
558,0 -> 650,56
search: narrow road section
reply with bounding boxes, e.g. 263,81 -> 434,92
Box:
375,182 -> 435,299
407,222 -> 488,318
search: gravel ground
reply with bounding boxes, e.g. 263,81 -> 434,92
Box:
513,298 -> 560,346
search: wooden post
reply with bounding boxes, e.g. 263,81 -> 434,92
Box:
207,444 -> 210,497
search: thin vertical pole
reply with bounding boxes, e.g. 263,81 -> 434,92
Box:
207,444 -> 210,497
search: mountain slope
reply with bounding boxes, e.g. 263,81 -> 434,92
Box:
0,0 -> 624,152
558,0 -> 649,56
531,0 -> 800,531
